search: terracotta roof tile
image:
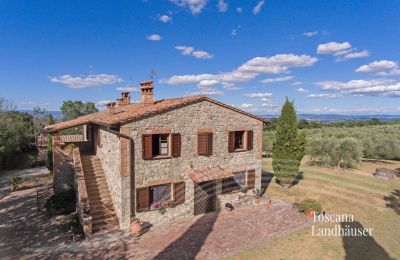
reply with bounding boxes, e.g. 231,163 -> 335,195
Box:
44,96 -> 269,133
188,165 -> 234,183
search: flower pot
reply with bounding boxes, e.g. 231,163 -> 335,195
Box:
305,209 -> 316,219
225,203 -> 234,211
130,220 -> 143,237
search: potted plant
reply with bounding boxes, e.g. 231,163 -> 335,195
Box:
9,176 -> 23,191
130,217 -> 143,237
298,199 -> 322,219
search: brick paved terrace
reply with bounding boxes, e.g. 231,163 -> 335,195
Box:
1,188 -> 312,260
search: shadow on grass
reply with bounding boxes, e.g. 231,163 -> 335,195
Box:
384,189 -> 400,215
261,171 -> 274,194
275,172 -> 304,189
341,221 -> 392,260
362,159 -> 395,165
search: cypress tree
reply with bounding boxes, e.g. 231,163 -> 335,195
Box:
272,98 -> 306,185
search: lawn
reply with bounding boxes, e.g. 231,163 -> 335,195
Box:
229,158 -> 400,260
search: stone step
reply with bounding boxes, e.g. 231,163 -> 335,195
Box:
92,223 -> 119,233
86,182 -> 109,189
90,204 -> 115,213
84,176 -> 107,182
91,213 -> 117,222
81,154 -> 119,234
87,193 -> 112,201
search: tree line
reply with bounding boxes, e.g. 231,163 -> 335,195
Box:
0,97 -> 97,171
265,123 -> 400,169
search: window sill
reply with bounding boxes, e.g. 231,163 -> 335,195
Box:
152,155 -> 172,160
233,149 -> 247,153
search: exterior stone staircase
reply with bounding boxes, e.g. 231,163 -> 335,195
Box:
81,155 -> 119,233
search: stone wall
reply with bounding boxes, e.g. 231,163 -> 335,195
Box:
96,127 -> 123,226
52,135 -> 74,194
126,100 -> 263,224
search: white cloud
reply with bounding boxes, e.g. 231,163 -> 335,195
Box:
96,100 -> 114,107
260,97 -> 271,102
253,0 -> 265,15
160,74 -> 214,85
290,81 -> 303,86
231,29 -> 237,36
49,74 -> 122,88
300,106 -> 400,115
159,15 -> 172,23
161,53 -> 317,85
236,7 -> 243,13
355,60 -> 400,77
198,79 -> 219,87
317,41 -> 369,61
217,0 -> 228,12
340,50 -> 369,60
261,76 -> 294,84
243,93 -> 273,98
306,93 -> 343,99
175,46 -> 213,59
188,88 -> 224,96
240,103 -> 253,108
147,34 -> 162,41
261,103 -> 276,107
222,83 -> 241,90
297,87 -> 308,92
317,41 -> 352,54
303,31 -> 318,37
315,79 -> 400,97
192,50 -> 213,59
116,86 -> 139,92
170,0 -> 207,14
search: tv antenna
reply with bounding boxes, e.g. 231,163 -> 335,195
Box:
149,69 -> 157,80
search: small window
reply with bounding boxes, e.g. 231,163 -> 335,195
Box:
150,184 -> 171,205
234,131 -> 245,150
152,134 -> 169,157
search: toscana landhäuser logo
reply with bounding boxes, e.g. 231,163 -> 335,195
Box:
311,213 -> 374,237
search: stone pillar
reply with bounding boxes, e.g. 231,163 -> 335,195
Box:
119,126 -> 132,229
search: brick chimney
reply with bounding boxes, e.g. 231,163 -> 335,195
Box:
120,91 -> 130,105
106,101 -> 117,114
140,80 -> 154,104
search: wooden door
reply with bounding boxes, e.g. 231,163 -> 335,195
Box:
194,180 -> 216,215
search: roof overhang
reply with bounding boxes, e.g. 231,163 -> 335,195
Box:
188,165 -> 234,183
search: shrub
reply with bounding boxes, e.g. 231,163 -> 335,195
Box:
240,186 -> 248,193
46,189 -> 76,214
298,199 -> 322,213
253,188 -> 265,198
9,176 -> 23,190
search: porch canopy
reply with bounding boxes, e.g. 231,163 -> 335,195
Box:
188,165 -> 234,183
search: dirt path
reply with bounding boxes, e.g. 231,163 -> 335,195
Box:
0,187 -> 71,259
0,166 -> 49,196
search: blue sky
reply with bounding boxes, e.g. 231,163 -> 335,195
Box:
1,0 -> 400,115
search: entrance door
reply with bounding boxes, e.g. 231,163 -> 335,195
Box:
194,180 -> 216,215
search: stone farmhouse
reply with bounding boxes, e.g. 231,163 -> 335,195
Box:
45,80 -> 268,236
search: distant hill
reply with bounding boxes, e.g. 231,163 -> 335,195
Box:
18,110 -> 63,119
260,114 -> 400,122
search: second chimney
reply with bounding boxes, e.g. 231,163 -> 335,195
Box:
140,80 -> 154,103
106,101 -> 117,114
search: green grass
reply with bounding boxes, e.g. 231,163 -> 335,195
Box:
228,158 -> 400,260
